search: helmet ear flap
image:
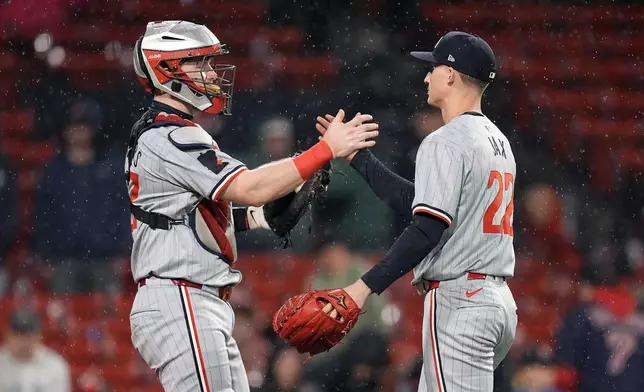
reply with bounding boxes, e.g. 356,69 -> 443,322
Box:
133,37 -> 154,92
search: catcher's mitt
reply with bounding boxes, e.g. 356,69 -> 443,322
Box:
263,162 -> 331,247
272,287 -> 361,362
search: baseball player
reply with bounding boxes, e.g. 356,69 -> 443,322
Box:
126,21 -> 379,392
277,31 -> 518,391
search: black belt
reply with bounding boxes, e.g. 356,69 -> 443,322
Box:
131,204 -> 185,230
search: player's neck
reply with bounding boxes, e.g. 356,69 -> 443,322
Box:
440,92 -> 483,124
153,95 -> 196,117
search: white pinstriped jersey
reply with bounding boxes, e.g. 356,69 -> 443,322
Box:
411,113 -> 516,283
126,113 -> 247,287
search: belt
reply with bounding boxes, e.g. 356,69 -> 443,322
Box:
138,278 -> 233,301
415,272 -> 493,295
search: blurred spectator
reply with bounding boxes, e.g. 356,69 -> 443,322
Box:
391,109 -> 443,236
262,344 -> 307,392
517,183 -> 581,275
394,109 -> 444,183
0,308 -> 71,392
232,303 -> 271,391
241,116 -> 296,169
511,348 -> 558,392
308,241 -> 389,332
519,263 -> 644,392
32,101 -> 131,294
299,241 -> 391,386
76,366 -> 110,392
303,328 -> 391,392
0,153 -> 19,296
340,329 -> 390,392
396,355 -> 423,392
237,116 -> 316,251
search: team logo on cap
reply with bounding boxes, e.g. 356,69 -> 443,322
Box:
448,54 -> 455,62
489,71 -> 496,79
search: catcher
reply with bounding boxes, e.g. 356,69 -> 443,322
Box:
274,31 -> 517,392
127,21 -> 379,392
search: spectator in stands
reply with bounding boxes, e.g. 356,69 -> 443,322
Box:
338,330 -> 390,392
262,344 -> 306,392
396,355 -> 423,392
391,109 -> 443,236
237,116 -> 311,251
232,303 -> 270,391
308,240 -> 388,332
393,108 -> 444,183
241,116 -> 295,169
302,328 -> 391,392
511,349 -> 562,392
32,100 -> 131,294
298,240 -> 391,385
0,153 -> 19,297
515,262 -> 644,392
0,308 -> 71,392
518,183 -> 581,274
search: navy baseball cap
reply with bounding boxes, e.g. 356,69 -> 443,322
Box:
411,31 -> 497,83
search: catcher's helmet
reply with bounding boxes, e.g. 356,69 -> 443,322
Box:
133,20 -> 235,115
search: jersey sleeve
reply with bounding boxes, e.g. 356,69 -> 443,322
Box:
411,140 -> 466,227
162,143 -> 247,201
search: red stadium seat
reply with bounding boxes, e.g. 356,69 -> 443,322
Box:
573,117 -> 644,140
0,109 -> 34,134
0,51 -> 18,70
618,147 -> 644,170
51,25 -> 302,55
129,0 -> 265,25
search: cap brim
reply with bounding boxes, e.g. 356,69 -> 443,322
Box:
410,51 -> 438,65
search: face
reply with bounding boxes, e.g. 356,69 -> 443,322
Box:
411,111 -> 444,139
424,65 -> 452,106
318,243 -> 352,274
274,348 -> 302,389
233,312 -> 254,347
63,123 -> 94,148
181,58 -> 221,95
264,135 -> 292,159
6,331 -> 39,361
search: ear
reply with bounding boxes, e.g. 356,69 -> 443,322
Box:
447,67 -> 456,86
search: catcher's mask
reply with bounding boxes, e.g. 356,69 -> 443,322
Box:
133,21 -> 236,115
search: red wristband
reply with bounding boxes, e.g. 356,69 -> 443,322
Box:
293,141 -> 333,180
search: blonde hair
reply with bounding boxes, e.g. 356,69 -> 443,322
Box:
459,72 -> 489,94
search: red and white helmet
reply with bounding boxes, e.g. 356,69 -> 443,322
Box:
133,21 -> 235,115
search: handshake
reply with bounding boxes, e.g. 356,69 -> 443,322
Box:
315,109 -> 379,160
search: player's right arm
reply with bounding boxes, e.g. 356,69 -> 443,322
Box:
222,110 -> 378,206
146,110 -> 376,207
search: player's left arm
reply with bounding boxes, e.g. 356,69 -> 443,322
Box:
343,214 -> 448,305
232,206 -> 269,232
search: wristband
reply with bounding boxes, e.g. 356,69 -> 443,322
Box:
247,206 -> 271,230
293,141 -> 333,180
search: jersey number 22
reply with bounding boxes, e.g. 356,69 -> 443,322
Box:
483,170 -> 514,236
